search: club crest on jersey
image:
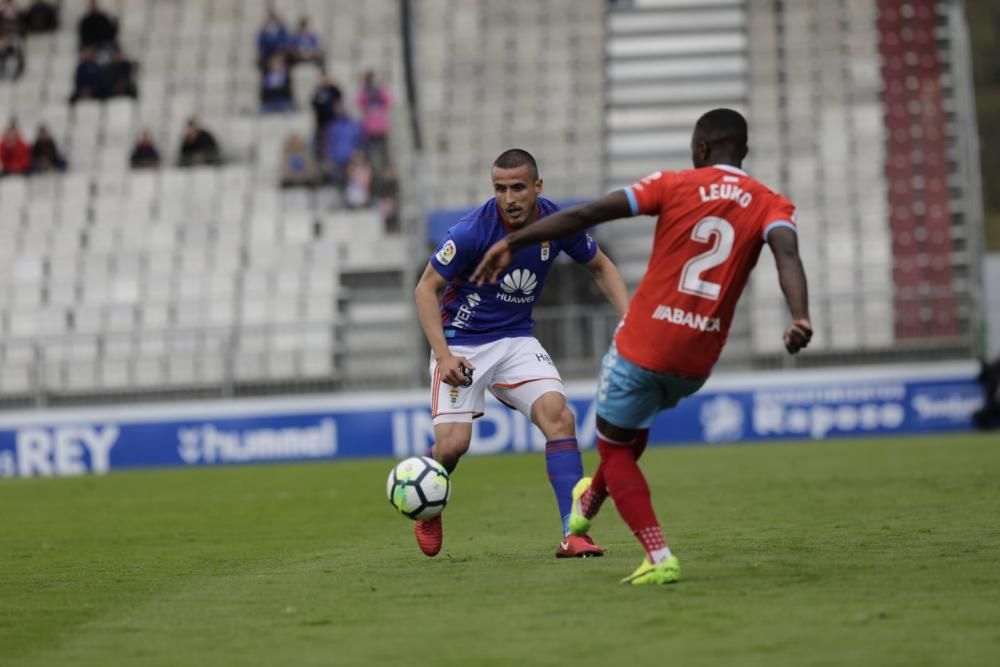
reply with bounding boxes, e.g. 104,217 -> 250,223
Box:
449,386 -> 460,406
540,241 -> 550,261
436,239 -> 457,265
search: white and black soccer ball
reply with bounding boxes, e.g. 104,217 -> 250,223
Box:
386,456 -> 451,520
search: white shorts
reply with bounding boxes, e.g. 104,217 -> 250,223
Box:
430,337 -> 565,425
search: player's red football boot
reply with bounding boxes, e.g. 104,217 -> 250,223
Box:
414,514 -> 443,557
555,533 -> 604,558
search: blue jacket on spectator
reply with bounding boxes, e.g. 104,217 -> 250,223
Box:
257,22 -> 288,60
74,57 -> 105,96
325,114 -> 365,168
292,31 -> 319,53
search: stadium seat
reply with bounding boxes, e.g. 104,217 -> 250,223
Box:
64,360 -> 99,392
100,359 -> 133,390
10,284 -> 44,309
0,364 -> 34,394
300,348 -> 334,378
234,351 -> 268,382
133,357 -> 167,387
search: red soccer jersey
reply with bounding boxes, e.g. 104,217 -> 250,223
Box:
616,165 -> 797,377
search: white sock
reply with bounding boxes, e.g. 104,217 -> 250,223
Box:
649,546 -> 672,565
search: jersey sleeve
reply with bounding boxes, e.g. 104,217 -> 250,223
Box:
429,226 -> 477,281
559,231 -> 599,264
762,194 -> 798,241
623,170 -> 675,216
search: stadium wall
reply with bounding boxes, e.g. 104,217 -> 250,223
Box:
0,361 -> 982,479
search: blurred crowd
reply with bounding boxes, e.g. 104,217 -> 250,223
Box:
257,6 -> 396,221
1,0 -> 58,80
0,117 -> 64,174
0,1 -> 398,224
66,0 -> 138,103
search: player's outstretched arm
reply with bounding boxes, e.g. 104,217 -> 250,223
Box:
767,226 -> 813,354
472,191 -> 634,285
414,263 -> 476,386
585,249 -> 629,317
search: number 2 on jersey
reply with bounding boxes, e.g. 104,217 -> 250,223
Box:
678,216 -> 734,300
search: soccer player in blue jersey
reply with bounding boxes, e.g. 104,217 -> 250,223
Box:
413,149 -> 629,558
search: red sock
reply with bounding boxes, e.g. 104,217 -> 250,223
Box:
584,460 -> 609,519
587,428 -> 649,506
597,436 -> 666,560
580,484 -> 607,519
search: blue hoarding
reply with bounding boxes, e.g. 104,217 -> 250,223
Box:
0,362 -> 983,478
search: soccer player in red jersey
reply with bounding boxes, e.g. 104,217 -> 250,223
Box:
472,109 -> 813,584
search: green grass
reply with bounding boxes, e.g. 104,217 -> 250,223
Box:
2,433 -> 999,666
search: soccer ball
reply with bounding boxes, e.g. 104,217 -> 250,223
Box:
386,456 -> 451,520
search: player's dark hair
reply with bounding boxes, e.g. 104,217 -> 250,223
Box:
694,108 -> 748,154
492,148 -> 539,180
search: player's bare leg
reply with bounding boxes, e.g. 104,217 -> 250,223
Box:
530,391 -> 604,558
415,422 -> 472,557
430,422 -> 472,474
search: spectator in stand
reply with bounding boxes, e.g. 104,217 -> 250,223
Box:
22,0 -> 58,34
973,357 -> 1000,430
0,31 -> 23,80
260,53 -> 294,113
78,0 -> 117,52
31,124 -> 66,173
344,150 -> 372,208
0,2 -> 23,80
356,70 -> 392,172
71,46 -> 105,103
0,119 -> 31,176
288,16 -> 322,67
129,129 -> 160,169
324,101 -> 365,188
0,0 -> 22,34
280,133 -> 319,188
106,44 -> 137,98
178,117 -> 221,167
310,70 -> 341,146
256,7 -> 288,69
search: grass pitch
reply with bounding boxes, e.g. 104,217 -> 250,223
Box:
2,433 -> 998,666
